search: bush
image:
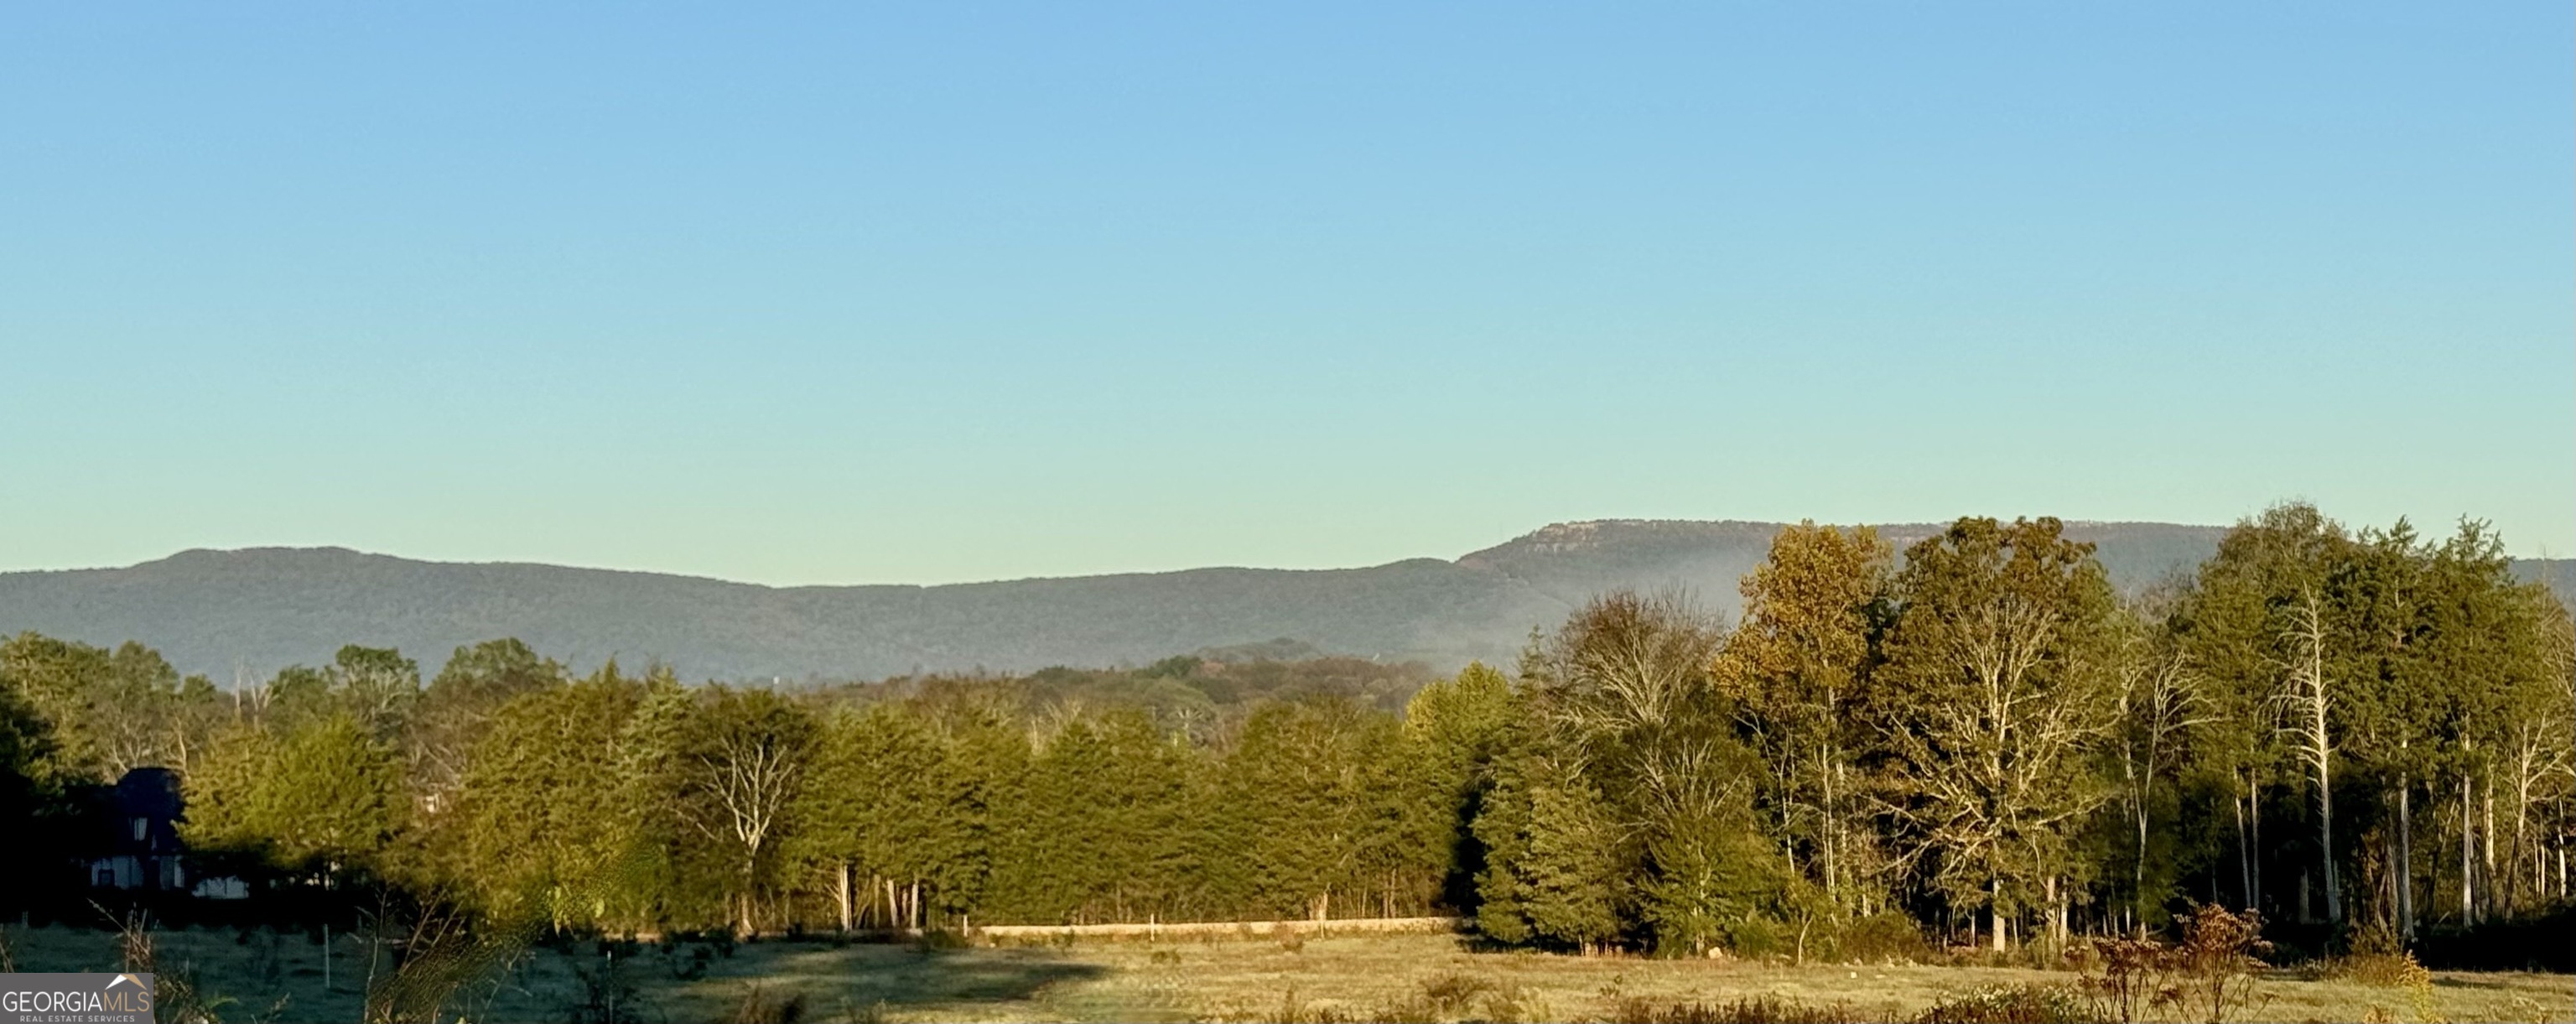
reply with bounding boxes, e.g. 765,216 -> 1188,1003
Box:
1475,980 -> 1550,1024
909,928 -> 967,954
1725,916 -> 1787,959
663,940 -> 715,980
2314,933 -> 2435,1024
2070,905 -> 2272,1024
726,983 -> 808,1024
2319,952 -> 2432,990
2071,936 -> 2173,1024
1604,995 -> 1868,1023
2166,904 -> 2270,1024
1417,971 -> 1492,1015
1913,985 -> 2103,1024
1834,912 -> 1931,964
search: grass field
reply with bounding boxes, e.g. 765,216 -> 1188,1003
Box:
5,924 -> 2569,1022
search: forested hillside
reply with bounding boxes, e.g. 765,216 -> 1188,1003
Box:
3,506 -> 2567,968
14,518 -> 2556,684
0,546 -> 1556,686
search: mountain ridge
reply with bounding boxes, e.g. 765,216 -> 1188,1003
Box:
5,521 -> 2567,684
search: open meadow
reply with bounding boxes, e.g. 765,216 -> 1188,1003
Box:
8,924 -> 2570,1023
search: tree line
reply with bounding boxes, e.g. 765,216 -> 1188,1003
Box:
1,504 -> 2568,960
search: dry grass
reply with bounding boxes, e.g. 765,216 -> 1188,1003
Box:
4,925 -> 2568,1022
1101,933 -> 2570,1023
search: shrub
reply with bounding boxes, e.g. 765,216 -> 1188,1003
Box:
909,928 -> 967,954
2070,905 -> 2272,1024
1605,995 -> 1870,1023
1478,981 -> 1550,1024
2324,952 -> 2432,990
664,940 -> 716,980
1418,971 -> 1493,1015
1724,916 -> 1787,959
2165,905 -> 2270,1024
1913,984 -> 2104,1024
1836,912 -> 1932,964
2318,924 -> 2433,1014
2072,936 -> 2174,1024
726,983 -> 808,1024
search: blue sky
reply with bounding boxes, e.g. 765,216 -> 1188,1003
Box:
4,3 -> 2569,585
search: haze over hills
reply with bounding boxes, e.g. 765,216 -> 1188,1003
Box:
3,520 -> 2567,684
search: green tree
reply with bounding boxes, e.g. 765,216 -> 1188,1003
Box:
0,633 -> 210,781
1476,590 -> 1781,954
1543,590 -> 1775,954
268,711 -> 406,872
1211,697 -> 1402,921
180,721 -> 283,855
2172,501 -> 2353,923
990,707 -> 1201,923
1713,523 -> 1893,914
0,675 -> 69,906
2490,593 -> 2574,914
2392,520 -> 2570,925
797,691 -> 1021,929
452,665 -> 650,929
1874,517 -> 2118,951
414,638 -> 564,814
666,686 -> 817,936
1400,662 -> 1517,911
2103,595 -> 2211,935
186,712 -> 404,881
794,703 -> 945,929
1472,744 -> 1624,951
331,644 -> 419,738
262,664 -> 335,730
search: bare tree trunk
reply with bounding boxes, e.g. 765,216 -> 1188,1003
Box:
2316,736 -> 2339,924
2311,733 -> 2338,923
2397,774 -> 2414,941
2459,772 -> 2475,924
1822,742 -> 1839,903
1990,878 -> 2006,953
2286,594 -> 2340,923
837,862 -> 854,933
2234,790 -> 2253,915
2049,875 -> 2068,949
2481,772 -> 2496,918
2250,781 -> 2263,912
2134,768 -> 2152,933
2507,740 -> 2537,912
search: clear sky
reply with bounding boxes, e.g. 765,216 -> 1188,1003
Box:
4,3 -> 2569,585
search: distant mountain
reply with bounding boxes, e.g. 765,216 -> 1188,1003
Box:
1454,520 -> 2235,611
3,521 -> 2567,684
